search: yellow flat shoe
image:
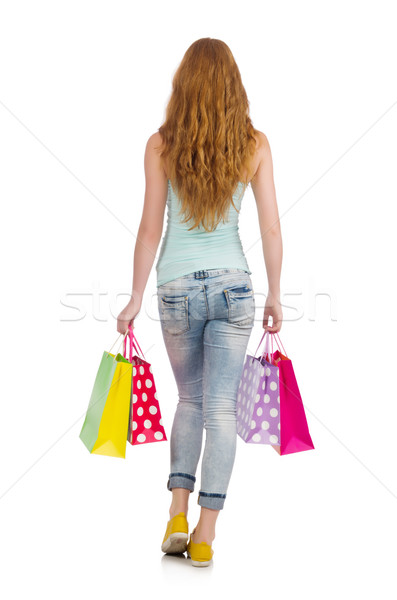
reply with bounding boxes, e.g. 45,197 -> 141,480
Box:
186,529 -> 214,567
161,512 -> 189,554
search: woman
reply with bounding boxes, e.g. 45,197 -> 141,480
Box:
117,38 -> 283,567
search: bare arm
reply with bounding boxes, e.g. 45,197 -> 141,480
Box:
117,132 -> 167,333
251,132 -> 283,332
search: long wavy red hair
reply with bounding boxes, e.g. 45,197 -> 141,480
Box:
155,37 -> 259,232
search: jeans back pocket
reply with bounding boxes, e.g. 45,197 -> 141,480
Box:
223,283 -> 255,327
158,294 -> 190,335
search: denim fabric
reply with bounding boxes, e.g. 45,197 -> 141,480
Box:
157,268 -> 255,510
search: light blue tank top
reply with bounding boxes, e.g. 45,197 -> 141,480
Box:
156,179 -> 252,287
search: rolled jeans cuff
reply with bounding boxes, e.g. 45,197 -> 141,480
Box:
167,472 -> 196,493
198,491 -> 226,510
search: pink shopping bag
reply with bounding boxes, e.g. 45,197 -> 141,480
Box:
262,332 -> 315,456
123,326 -> 167,446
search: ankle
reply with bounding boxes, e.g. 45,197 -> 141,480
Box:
169,506 -> 188,519
169,488 -> 190,520
192,526 -> 215,545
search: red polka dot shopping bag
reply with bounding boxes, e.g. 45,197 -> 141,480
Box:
79,329 -> 132,459
124,325 -> 167,446
237,330 -> 314,455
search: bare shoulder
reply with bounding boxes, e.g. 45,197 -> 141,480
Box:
144,131 -> 167,177
259,130 -> 271,148
251,130 -> 273,184
253,130 -> 271,162
145,131 -> 169,177
146,131 -> 164,153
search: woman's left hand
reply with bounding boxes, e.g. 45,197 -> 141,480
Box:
116,298 -> 141,334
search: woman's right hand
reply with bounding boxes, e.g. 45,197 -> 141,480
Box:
263,292 -> 283,333
116,297 -> 141,335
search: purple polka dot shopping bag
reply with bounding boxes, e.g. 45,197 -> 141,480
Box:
237,330 -> 315,455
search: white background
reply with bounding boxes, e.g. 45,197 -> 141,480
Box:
1,0 -> 396,597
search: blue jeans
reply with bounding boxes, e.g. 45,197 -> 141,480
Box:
157,268 -> 255,510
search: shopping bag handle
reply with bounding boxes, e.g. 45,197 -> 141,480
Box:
123,324 -> 146,362
253,329 -> 270,357
260,331 -> 274,364
272,332 -> 288,358
253,330 -> 289,362
106,329 -> 130,363
123,327 -> 133,362
251,330 -> 272,364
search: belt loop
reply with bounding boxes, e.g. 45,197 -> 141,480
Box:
194,269 -> 209,279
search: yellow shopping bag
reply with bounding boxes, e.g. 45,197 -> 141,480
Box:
91,359 -> 131,458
